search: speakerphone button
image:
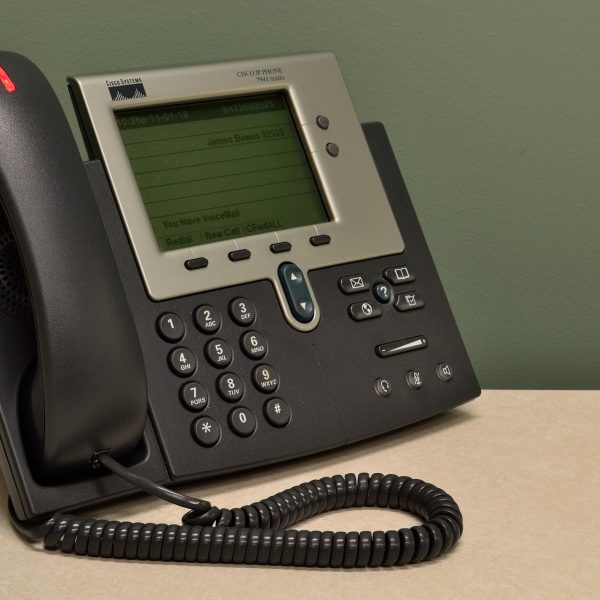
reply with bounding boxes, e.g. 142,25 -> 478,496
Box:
436,363 -> 454,381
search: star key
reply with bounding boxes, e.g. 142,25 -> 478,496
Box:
192,416 -> 220,447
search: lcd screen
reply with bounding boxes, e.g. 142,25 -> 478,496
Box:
115,93 -> 328,251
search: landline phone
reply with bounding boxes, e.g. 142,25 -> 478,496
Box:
0,51 -> 480,567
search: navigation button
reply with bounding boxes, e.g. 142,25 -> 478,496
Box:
278,262 -> 315,323
339,274 -> 370,294
348,299 -> 382,321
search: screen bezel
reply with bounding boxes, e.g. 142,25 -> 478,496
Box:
69,53 -> 404,322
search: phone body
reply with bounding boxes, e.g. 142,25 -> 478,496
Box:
0,52 -> 480,521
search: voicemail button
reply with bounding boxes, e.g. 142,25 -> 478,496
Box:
339,273 -> 370,294
394,290 -> 425,312
348,299 -> 382,321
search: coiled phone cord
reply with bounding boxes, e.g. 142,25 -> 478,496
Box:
14,453 -> 463,567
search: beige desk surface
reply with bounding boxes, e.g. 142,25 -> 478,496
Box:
0,390 -> 598,599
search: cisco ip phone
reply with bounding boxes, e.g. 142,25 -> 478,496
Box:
0,51 -> 479,567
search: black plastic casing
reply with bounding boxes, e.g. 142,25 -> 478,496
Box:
0,118 -> 479,520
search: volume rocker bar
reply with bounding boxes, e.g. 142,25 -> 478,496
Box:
376,336 -> 428,358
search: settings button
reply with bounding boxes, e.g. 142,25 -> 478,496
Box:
348,299 -> 382,321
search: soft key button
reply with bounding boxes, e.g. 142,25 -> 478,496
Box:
278,262 -> 315,323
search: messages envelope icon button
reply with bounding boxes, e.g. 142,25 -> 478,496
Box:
339,273 -> 370,294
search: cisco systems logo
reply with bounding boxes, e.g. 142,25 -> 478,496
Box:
106,77 -> 147,101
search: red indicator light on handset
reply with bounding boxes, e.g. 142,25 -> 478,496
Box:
0,66 -> 17,93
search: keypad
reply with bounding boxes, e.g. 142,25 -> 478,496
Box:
194,305 -> 221,334
157,313 -> 185,342
192,417 -> 221,447
229,298 -> 256,326
156,296 -> 290,449
252,364 -> 280,393
228,407 -> 257,437
180,381 -> 209,412
168,347 -> 197,377
240,331 -> 268,360
217,373 -> 245,402
205,339 -> 233,368
264,398 -> 291,427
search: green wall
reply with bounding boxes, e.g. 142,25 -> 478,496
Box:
2,1 -> 598,389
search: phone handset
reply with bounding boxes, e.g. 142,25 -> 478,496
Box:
0,51 -> 147,480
